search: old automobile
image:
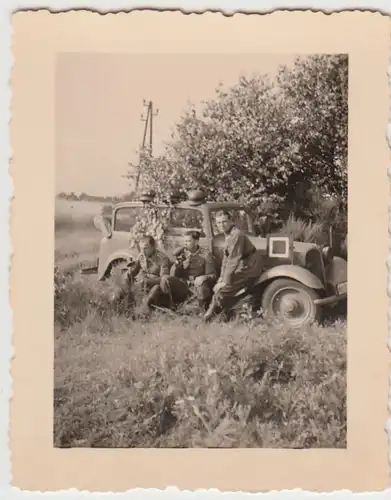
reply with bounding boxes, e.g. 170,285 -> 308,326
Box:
88,189 -> 347,328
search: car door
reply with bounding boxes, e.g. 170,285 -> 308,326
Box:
103,206 -> 141,261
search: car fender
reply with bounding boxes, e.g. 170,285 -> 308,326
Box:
325,256 -> 348,287
98,250 -> 136,281
254,264 -> 325,291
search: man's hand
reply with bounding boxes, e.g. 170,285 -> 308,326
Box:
134,274 -> 144,284
194,275 -> 207,287
213,281 -> 226,293
160,275 -> 171,293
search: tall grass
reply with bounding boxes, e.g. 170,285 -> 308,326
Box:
54,290 -> 347,448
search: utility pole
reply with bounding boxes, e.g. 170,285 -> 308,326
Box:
134,100 -> 159,192
142,99 -> 159,153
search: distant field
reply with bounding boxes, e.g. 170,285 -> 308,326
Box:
55,198 -> 112,231
55,198 -> 107,215
53,198 -> 347,449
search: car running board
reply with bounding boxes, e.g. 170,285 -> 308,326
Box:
80,266 -> 98,275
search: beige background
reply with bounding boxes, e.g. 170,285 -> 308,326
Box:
10,10 -> 391,493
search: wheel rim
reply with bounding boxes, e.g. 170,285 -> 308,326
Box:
269,286 -> 315,327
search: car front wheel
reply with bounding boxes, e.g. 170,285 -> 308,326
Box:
108,259 -> 129,278
261,278 -> 321,328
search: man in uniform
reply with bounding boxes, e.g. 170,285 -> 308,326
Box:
203,210 -> 264,321
126,234 -> 188,314
170,230 -> 217,312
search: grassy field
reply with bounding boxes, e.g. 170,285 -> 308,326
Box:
54,199 -> 347,449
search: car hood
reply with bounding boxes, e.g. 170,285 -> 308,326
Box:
247,234 -> 319,253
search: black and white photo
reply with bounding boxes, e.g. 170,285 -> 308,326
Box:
54,51 -> 348,449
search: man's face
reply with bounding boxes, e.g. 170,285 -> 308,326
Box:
140,240 -> 154,257
184,235 -> 197,251
216,214 -> 232,234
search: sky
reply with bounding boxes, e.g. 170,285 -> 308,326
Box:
55,53 -> 297,197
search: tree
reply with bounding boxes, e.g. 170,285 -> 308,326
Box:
132,54 -> 348,230
275,54 -> 348,216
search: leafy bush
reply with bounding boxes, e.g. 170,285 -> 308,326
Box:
274,215 -> 326,245
54,266 -> 132,328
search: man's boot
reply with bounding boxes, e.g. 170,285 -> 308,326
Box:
203,296 -> 220,322
198,298 -> 209,313
139,285 -> 161,316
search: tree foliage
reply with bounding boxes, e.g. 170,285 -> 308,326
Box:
125,150 -> 179,248
132,54 -> 348,233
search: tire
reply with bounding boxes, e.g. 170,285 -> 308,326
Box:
108,259 -> 129,278
261,278 -> 321,329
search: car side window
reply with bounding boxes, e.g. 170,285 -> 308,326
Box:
113,207 -> 142,232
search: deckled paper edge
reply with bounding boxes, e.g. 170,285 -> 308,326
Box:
2,1 -> 391,498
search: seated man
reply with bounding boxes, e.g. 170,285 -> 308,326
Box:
126,234 -> 188,314
204,210 -> 264,321
170,230 -> 217,311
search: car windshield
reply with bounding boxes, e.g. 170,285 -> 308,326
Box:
210,207 -> 253,236
112,205 -> 205,234
169,207 -> 204,232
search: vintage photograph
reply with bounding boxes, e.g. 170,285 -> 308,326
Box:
10,8 -> 390,492
53,51 -> 348,449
